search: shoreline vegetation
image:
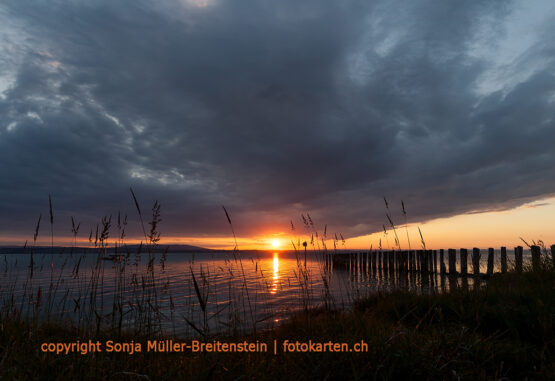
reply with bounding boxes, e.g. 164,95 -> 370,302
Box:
0,269 -> 553,380
1,193 -> 554,379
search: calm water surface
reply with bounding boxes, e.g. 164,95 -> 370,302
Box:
0,249 -> 530,336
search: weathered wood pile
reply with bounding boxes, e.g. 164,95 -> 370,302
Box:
325,245 -> 554,277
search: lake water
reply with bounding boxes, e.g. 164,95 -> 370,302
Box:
0,249 -> 532,336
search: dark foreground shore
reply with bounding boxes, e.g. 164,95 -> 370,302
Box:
1,269 -> 553,380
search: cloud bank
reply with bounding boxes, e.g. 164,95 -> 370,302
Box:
1,0 -> 554,241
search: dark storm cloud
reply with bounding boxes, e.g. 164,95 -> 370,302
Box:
0,0 -> 554,241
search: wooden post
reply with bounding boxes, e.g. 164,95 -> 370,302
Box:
388,250 -> 392,273
460,248 -> 468,275
389,251 -> 395,274
433,250 -> 437,273
440,249 -> 446,274
448,249 -> 456,275
472,248 -> 481,276
515,246 -> 523,273
363,252 -> 366,271
365,252 -> 369,272
414,250 -> 420,272
500,247 -> 507,274
363,252 -> 368,272
531,245 -> 541,272
487,248 -> 494,276
551,245 -> 555,269
417,250 -> 422,272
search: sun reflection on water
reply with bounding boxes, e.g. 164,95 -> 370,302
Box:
271,252 -> 279,294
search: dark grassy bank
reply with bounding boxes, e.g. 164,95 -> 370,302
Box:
1,269 -> 553,380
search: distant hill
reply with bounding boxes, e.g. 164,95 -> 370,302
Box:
0,244 -> 213,254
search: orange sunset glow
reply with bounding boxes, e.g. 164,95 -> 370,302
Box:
5,196 -> 553,250
177,196 -> 555,250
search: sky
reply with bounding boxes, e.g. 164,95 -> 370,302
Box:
0,0 -> 554,250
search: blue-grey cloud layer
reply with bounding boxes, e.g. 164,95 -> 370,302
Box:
1,0 -> 554,240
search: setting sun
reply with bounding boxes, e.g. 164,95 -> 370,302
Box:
271,239 -> 281,248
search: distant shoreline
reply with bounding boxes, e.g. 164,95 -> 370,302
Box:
0,244 -> 214,254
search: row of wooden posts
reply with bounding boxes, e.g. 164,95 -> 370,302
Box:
326,245 -> 554,277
